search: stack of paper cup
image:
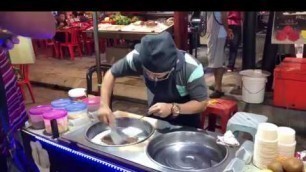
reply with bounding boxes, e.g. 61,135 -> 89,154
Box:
278,126 -> 296,157
253,123 -> 279,169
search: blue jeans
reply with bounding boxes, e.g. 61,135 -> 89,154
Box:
227,25 -> 242,69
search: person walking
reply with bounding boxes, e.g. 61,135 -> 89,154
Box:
206,12 -> 234,98
227,11 -> 243,72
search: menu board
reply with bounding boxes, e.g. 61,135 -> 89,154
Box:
272,11 -> 306,44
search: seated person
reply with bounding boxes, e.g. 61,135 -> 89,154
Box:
56,13 -> 68,29
77,12 -> 89,22
54,13 -> 69,43
69,11 -> 80,23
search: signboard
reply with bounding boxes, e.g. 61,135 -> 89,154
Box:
272,11 -> 306,44
9,36 -> 35,64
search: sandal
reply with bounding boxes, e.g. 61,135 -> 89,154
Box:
209,90 -> 224,98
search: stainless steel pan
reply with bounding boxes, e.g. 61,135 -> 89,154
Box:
86,117 -> 155,147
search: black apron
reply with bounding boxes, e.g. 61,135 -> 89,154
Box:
144,65 -> 201,129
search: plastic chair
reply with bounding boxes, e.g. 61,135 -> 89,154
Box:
80,32 -> 94,55
31,39 -> 39,56
227,112 -> 268,140
86,64 -> 113,109
201,99 -> 238,133
80,32 -> 106,56
16,64 -> 35,103
59,28 -> 83,60
45,39 -> 60,58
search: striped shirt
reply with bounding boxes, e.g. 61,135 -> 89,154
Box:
0,49 -> 27,154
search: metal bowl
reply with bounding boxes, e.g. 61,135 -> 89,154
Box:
86,117 -> 155,147
146,131 -> 228,171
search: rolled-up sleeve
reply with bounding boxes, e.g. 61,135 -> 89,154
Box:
111,50 -> 141,77
186,64 -> 208,101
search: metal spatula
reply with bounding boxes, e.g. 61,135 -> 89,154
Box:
109,120 -> 129,145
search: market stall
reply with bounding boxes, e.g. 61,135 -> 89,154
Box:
22,110 -> 239,172
21,93 -> 306,171
18,11 -> 306,172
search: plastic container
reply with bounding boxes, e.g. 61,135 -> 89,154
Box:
28,105 -> 52,129
239,69 -> 271,104
82,96 -> 100,112
68,88 -> 87,101
235,140 -> 254,164
43,109 -> 68,134
51,98 -> 72,110
274,61 -> 306,110
69,117 -> 91,127
65,102 -> 88,120
223,157 -> 245,172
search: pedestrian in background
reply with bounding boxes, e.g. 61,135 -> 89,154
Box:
206,12 -> 234,98
227,11 -> 243,72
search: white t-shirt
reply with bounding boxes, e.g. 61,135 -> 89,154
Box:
214,12 -> 227,38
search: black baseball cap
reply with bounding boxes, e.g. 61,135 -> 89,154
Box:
135,31 -> 181,73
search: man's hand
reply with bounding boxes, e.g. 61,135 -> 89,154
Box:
97,106 -> 115,126
227,29 -> 234,40
148,103 -> 172,118
1,35 -> 19,50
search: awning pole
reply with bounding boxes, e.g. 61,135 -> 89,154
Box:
92,12 -> 102,94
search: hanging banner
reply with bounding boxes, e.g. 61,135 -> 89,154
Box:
272,11 -> 306,44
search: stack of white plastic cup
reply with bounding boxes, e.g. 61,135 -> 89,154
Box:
277,126 -> 296,157
253,123 -> 279,169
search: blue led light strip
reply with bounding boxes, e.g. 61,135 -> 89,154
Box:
34,136 -> 134,172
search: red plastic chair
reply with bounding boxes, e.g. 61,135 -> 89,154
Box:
201,99 -> 238,133
80,32 -> 106,55
99,38 -> 106,54
32,39 -> 39,56
16,64 -> 35,103
80,32 -> 94,55
45,39 -> 60,58
59,28 -> 83,60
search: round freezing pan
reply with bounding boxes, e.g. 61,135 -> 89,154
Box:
86,117 -> 154,147
146,131 -> 228,171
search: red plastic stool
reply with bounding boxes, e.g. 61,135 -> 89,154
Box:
16,64 -> 35,103
201,99 -> 238,133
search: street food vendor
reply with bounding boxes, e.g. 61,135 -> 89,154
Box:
98,31 -> 208,128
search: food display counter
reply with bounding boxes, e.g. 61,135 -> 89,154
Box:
86,12 -> 174,40
21,111 -> 246,172
85,21 -> 174,40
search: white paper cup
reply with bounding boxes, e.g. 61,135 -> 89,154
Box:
278,141 -> 296,157
253,136 -> 278,170
255,134 -> 278,145
256,123 -> 278,141
278,126 -> 296,145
